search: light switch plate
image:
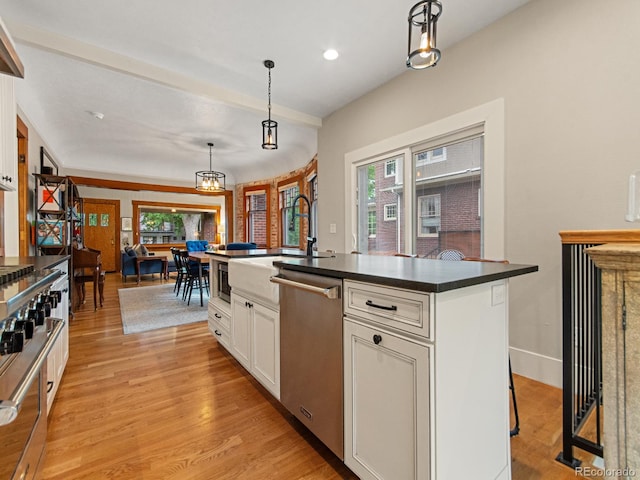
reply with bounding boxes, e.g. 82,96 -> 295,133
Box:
491,284 -> 505,306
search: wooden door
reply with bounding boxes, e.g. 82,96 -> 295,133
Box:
82,198 -> 120,272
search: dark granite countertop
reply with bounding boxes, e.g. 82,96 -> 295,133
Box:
0,255 -> 70,271
205,248 -> 334,260
272,253 -> 538,293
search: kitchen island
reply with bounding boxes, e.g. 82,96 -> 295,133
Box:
208,251 -> 538,480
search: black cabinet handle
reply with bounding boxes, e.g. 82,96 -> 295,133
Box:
366,300 -> 397,311
47,381 -> 54,393
214,329 -> 222,337
373,334 -> 382,345
214,313 -> 222,319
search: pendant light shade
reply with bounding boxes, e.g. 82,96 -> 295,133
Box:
262,59 -> 278,150
407,0 -> 442,70
195,142 -> 226,192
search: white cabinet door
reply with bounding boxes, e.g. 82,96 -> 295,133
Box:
47,271 -> 70,414
344,319 -> 431,480
230,292 -> 252,370
0,76 -> 16,191
251,302 -> 280,399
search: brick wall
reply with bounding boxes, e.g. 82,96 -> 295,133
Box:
234,156 -> 317,248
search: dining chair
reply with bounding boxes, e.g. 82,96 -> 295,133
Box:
436,249 -> 465,261
170,248 -> 188,297
179,250 -> 209,306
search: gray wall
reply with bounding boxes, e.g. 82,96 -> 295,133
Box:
317,0 -> 640,386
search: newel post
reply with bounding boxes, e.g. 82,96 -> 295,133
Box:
586,243 -> 640,478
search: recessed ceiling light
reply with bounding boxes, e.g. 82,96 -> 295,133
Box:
323,49 -> 339,61
88,111 -> 104,120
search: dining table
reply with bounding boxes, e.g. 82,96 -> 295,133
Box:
187,251 -> 210,306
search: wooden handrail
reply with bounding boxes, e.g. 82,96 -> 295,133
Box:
559,229 -> 640,245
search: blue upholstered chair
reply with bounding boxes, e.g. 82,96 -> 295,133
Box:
185,240 -> 209,252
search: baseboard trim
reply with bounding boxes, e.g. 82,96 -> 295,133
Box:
509,346 -> 562,389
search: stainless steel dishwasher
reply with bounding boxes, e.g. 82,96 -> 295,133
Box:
271,269 -> 343,459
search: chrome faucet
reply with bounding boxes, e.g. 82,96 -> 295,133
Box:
290,194 -> 316,256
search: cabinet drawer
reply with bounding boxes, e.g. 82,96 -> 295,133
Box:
209,304 -> 231,349
209,305 -> 231,331
344,280 -> 431,340
209,319 -> 230,348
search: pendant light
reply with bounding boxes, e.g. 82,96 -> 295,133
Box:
407,0 -> 442,70
195,142 -> 226,192
262,59 -> 278,150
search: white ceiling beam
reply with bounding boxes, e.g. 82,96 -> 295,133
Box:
6,19 -> 322,128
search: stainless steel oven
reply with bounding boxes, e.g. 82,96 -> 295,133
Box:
0,263 -> 64,480
217,262 -> 231,303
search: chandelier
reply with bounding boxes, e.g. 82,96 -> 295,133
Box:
195,142 -> 226,192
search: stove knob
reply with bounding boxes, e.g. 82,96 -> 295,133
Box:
45,293 -> 58,309
36,300 -> 51,317
15,320 -> 35,339
0,330 -> 24,355
28,307 -> 45,326
51,290 -> 63,303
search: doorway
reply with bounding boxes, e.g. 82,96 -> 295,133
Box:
82,198 -> 120,272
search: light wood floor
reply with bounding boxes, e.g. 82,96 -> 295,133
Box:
41,273 -> 595,479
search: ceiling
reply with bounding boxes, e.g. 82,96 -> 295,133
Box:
0,0 -> 530,186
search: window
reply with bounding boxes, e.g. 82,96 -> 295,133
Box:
384,159 -> 396,177
347,99 -> 503,259
368,210 -> 376,237
384,204 -> 397,221
133,201 -> 221,246
244,186 -> 270,247
415,146 -> 447,166
417,195 -> 440,236
279,183 -> 300,248
309,173 -> 318,242
414,136 -> 482,256
355,154 -> 403,254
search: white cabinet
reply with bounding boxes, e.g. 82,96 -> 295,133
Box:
344,318 -> 431,480
251,301 -> 279,397
47,261 -> 70,413
230,293 -> 252,370
344,279 -> 511,480
229,290 -> 280,399
0,75 -> 17,191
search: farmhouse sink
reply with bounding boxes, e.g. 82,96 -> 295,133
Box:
228,256 -> 287,305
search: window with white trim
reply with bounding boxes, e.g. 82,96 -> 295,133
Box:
384,204 -> 397,221
346,100 -> 502,259
384,159 -> 396,177
355,154 -> 403,254
417,194 -> 440,236
368,210 -> 376,237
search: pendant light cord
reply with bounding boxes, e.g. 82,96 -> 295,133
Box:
267,67 -> 272,122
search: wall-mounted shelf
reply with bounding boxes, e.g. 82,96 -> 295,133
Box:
33,174 -> 82,256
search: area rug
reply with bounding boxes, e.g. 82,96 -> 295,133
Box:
118,284 -> 209,334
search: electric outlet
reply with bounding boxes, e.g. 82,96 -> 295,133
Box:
491,284 -> 505,306
329,223 -> 337,234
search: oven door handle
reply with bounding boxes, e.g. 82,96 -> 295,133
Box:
270,275 -> 340,300
0,319 -> 64,426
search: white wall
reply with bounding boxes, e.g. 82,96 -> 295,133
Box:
317,0 -> 640,386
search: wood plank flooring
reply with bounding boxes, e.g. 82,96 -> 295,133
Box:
41,273 -> 595,479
